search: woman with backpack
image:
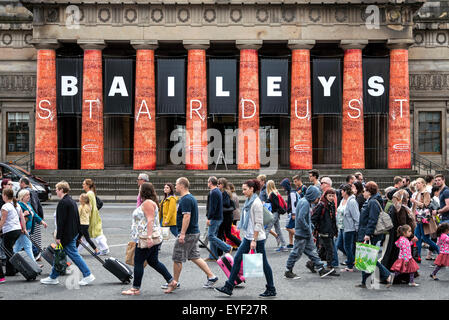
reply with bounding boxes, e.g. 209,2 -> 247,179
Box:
265,180 -> 288,252
311,188 -> 339,276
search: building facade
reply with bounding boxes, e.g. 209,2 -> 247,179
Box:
0,0 -> 448,171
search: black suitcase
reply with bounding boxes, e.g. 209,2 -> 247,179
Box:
0,239 -> 41,281
41,245 -> 55,266
78,241 -> 133,284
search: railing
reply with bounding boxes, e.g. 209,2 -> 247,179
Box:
411,151 -> 449,177
10,152 -> 34,172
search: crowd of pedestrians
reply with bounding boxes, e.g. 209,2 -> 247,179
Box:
3,170 -> 449,298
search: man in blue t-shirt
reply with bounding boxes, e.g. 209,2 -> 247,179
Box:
205,176 -> 232,261
433,174 -> 449,223
165,177 -> 218,293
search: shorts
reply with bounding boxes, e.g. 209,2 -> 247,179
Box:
172,233 -> 201,263
286,216 -> 295,229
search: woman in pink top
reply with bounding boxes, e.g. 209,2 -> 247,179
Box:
390,225 -> 420,287
430,223 -> 449,280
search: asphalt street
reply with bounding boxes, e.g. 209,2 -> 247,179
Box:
2,202 -> 449,301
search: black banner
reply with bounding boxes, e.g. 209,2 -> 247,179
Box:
104,58 -> 134,115
56,57 -> 83,115
208,59 -> 237,115
157,58 -> 186,115
260,59 -> 289,115
312,58 -> 342,115
363,57 -> 389,114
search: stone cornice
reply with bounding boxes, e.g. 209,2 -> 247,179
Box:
410,72 -> 449,91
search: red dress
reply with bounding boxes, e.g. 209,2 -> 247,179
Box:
434,233 -> 449,267
390,236 -> 420,274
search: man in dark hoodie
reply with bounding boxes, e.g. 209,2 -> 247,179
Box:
285,186 -> 335,279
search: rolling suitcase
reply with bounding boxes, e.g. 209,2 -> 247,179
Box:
0,239 -> 41,281
78,241 -> 133,284
26,235 -> 71,274
198,239 -> 245,285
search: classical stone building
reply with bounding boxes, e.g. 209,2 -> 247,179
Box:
0,0 -> 448,172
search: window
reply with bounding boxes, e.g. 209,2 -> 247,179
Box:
418,111 -> 441,154
7,112 -> 30,154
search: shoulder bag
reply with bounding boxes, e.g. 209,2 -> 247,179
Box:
374,200 -> 394,235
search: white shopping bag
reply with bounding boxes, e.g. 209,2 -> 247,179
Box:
243,253 -> 264,278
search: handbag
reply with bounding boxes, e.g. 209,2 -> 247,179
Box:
423,216 -> 438,235
138,227 -> 163,249
54,243 -> 67,274
125,241 -> 147,267
373,200 -> 393,235
243,251 -> 264,278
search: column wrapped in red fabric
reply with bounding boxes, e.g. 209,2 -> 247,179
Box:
35,48 -> 58,169
341,43 -> 365,169
289,41 -> 314,170
80,42 -> 104,169
237,42 -> 261,170
133,44 -> 157,170
185,44 -> 208,170
388,46 -> 411,169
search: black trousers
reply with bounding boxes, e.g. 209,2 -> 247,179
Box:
76,225 -> 97,250
319,236 -> 335,268
0,229 -> 22,277
218,212 -> 241,247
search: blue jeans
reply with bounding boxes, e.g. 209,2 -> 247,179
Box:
169,226 -> 178,237
50,236 -> 91,279
415,223 -> 439,257
133,243 -> 173,289
13,234 -> 34,262
208,219 -> 231,259
225,238 -> 275,291
343,231 -> 356,269
332,229 -> 346,267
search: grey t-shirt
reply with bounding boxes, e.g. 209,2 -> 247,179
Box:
1,202 -> 22,234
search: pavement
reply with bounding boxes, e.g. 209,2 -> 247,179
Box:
2,202 -> 449,301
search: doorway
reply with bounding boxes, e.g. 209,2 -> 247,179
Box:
104,115 -> 133,168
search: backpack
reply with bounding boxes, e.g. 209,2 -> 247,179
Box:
277,193 -> 287,214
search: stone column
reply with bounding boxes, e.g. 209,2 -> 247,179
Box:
78,40 -> 105,170
387,39 -> 413,169
341,40 -> 367,169
289,40 -> 315,170
131,40 -> 158,170
184,40 -> 209,170
237,40 -> 262,170
33,40 -> 59,170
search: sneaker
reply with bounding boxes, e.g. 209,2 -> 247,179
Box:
329,269 -> 340,277
40,277 -> 59,285
408,282 -> 419,287
275,236 -> 281,247
318,267 -> 335,278
286,244 -> 294,249
203,276 -> 218,288
79,274 -> 95,286
355,283 -> 367,289
430,274 -> 440,281
161,281 -> 181,289
305,260 -> 317,273
215,285 -> 233,296
99,250 -> 110,256
275,246 -> 288,252
259,288 -> 277,299
0,278 -> 5,283
284,270 -> 301,279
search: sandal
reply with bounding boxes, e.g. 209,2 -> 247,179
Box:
164,280 -> 178,294
121,288 -> 141,296
341,268 -> 354,272
430,274 -> 439,281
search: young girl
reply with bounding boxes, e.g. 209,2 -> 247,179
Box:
77,193 -> 100,255
430,223 -> 449,280
390,225 -> 420,287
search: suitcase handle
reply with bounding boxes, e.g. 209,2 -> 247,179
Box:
197,239 -> 219,261
78,238 -> 105,266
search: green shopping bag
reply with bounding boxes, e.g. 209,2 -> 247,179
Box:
54,243 -> 67,274
354,242 -> 380,273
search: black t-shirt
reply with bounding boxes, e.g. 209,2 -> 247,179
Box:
439,186 -> 449,220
